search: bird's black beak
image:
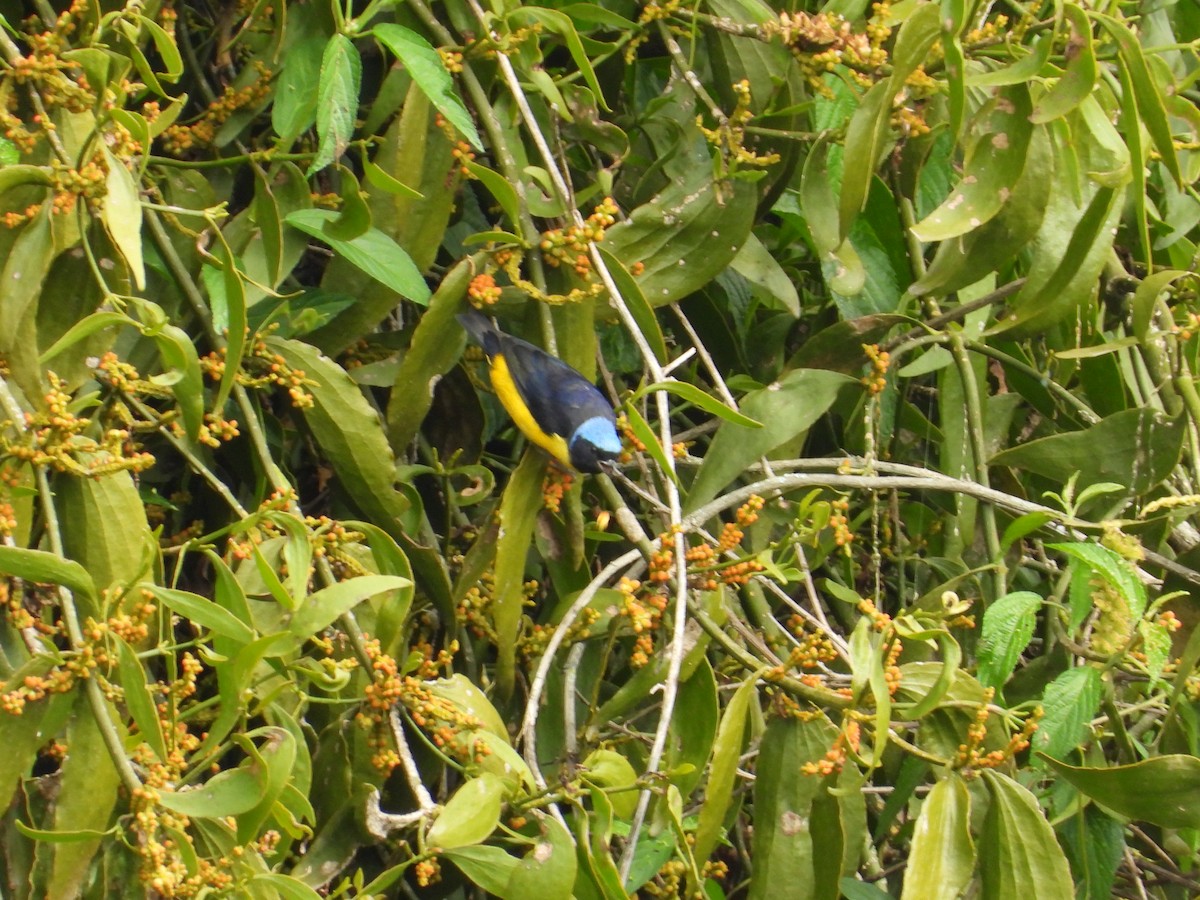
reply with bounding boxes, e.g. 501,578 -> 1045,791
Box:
596,458 -> 620,477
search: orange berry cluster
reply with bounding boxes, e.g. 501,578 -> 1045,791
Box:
802,719 -> 861,776
539,197 -> 619,279
542,466 -> 574,513
767,2 -> 891,93
451,140 -> 476,177
614,577 -> 667,668
415,859 -> 442,887
468,272 -> 502,307
954,689 -> 1042,773
861,344 -> 890,395
830,497 -> 854,549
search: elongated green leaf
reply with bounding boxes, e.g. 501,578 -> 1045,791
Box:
0,545 -> 97,601
158,765 -> 269,817
288,575 -> 411,640
273,33 -> 325,144
977,591 -> 1041,692
1131,269 -> 1189,340
142,584 -> 256,643
373,24 -> 481,150
309,34 -> 361,174
1030,6 -> 1095,124
444,845 -> 522,895
47,695 -> 123,899
1091,12 -> 1182,186
691,674 -> 758,892
991,408 -> 1183,499
285,209 -> 430,304
912,86 -> 1034,241
1041,754 -> 1200,829
101,146 -> 145,290
980,771 -> 1073,900
901,775 -> 974,900
1032,665 -> 1103,761
492,451 -> 547,700
117,637 -> 166,761
269,337 -> 416,540
631,381 -> 762,429
56,470 -> 153,603
685,369 -> 855,512
595,247 -> 667,365
385,260 -> 473,449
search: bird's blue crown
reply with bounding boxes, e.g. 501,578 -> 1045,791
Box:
570,416 -> 622,453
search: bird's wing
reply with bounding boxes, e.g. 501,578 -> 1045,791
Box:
498,334 -> 611,440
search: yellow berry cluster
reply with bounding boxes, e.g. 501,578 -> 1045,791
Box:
437,48 -> 464,73
768,3 -> 891,92
0,372 -> 155,477
520,607 -> 600,662
161,60 -> 274,154
862,344 -> 890,395
539,197 -> 619,280
697,80 -> 782,177
200,333 -> 315,408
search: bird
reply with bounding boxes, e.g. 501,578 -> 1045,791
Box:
457,309 -> 622,474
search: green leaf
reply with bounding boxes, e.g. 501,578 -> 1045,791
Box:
492,451 -> 548,700
991,408 -> 1183,498
1131,269 -> 1190,341
149,319 -> 206,444
730,232 -> 801,317
385,260 -> 472,449
1048,542 -> 1147,620
0,546 -> 96,601
309,34 -> 362,174
980,771 -> 1074,900
630,381 -> 762,429
976,591 -> 1041,692
233,725 -> 299,843
602,148 -> 757,307
285,209 -> 430,304
1091,12 -> 1182,186
288,575 -> 411,640
56,469 -> 153,600
117,637 -> 167,761
1030,6 -> 1096,124
1032,665 -> 1103,761
373,24 -> 481,150
901,775 -> 974,900
691,674 -> 758,891
1040,754 -> 1200,829
595,247 -> 668,365
158,765 -> 269,818
505,814 -> 578,899
426,674 -> 510,741
47,695 -> 123,899
101,146 -> 145,290
142,584 -> 256,643
1138,619 -> 1172,688
685,369 -> 855,512
273,33 -> 325,144
445,845 -> 522,894
911,86 -> 1034,241
462,160 -> 521,231
581,748 -> 639,821
748,713 -> 839,900
507,9 -> 609,112
269,337 -> 416,539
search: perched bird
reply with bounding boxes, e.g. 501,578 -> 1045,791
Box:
457,309 -> 622,474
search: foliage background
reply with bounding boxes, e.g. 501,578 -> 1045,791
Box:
0,0 -> 1198,897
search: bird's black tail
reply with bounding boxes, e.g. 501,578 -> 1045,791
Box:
457,309 -> 500,354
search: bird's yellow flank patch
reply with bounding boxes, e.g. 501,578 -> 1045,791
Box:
489,352 -> 571,467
